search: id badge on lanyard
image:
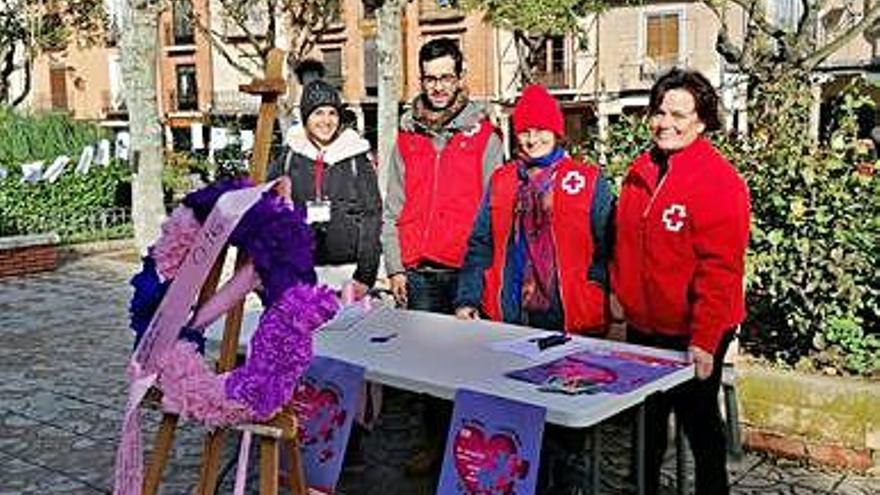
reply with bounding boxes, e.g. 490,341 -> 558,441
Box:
307,152 -> 332,224
306,200 -> 332,224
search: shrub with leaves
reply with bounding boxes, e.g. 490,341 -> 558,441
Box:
574,113 -> 651,192
729,80 -> 879,376
0,106 -> 104,168
0,107 -> 131,242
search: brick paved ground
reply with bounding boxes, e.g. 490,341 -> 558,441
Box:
1,254 -> 878,494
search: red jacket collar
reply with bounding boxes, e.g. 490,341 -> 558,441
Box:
629,136 -> 713,189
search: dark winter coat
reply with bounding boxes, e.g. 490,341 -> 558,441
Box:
268,128 -> 382,287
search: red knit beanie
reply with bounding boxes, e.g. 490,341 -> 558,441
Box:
512,84 -> 564,137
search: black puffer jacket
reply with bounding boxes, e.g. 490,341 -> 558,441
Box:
268,128 -> 382,287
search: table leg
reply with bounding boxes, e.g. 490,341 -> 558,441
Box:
636,403 -> 646,495
675,416 -> 687,495
591,425 -> 601,494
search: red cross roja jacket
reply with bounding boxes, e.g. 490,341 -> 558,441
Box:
396,118 -> 496,269
481,157 -> 607,333
612,137 -> 751,354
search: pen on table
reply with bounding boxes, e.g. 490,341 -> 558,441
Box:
530,332 -> 571,351
370,333 -> 398,343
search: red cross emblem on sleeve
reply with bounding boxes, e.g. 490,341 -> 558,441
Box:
662,204 -> 687,232
561,171 -> 586,195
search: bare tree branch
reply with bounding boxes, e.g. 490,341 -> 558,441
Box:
219,0 -> 270,61
727,0 -> 785,38
803,2 -> 880,69
704,0 -> 744,66
191,12 -> 259,78
266,0 -> 277,49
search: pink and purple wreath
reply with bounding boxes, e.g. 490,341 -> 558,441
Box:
127,178 -> 339,426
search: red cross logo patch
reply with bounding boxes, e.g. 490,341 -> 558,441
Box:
462,121 -> 482,137
662,204 -> 687,232
561,171 -> 586,195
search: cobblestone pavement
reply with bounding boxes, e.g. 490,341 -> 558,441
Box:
2,254 -> 879,494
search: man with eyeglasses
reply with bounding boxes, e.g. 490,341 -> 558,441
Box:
380,36 -> 504,475
382,37 -> 503,313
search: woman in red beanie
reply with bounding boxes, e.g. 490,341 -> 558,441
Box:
454,83 -> 614,492
613,68 -> 750,495
455,83 -> 613,335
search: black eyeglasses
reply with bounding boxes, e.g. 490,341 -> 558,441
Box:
421,73 -> 459,87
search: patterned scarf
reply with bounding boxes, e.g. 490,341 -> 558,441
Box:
411,88 -> 470,134
514,147 -> 565,312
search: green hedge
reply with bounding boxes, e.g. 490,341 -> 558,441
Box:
0,107 -> 132,243
0,107 -> 105,168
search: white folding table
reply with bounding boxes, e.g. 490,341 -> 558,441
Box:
207,306 -> 695,494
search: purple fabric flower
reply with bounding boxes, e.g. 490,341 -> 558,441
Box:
224,284 -> 339,420
182,177 -> 254,223
230,192 -> 317,306
128,256 -> 169,348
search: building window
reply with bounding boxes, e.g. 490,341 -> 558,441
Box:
327,0 -> 342,23
364,38 -> 378,97
645,12 -> 680,68
322,48 -> 343,91
49,66 -> 68,110
363,0 -> 380,19
172,0 -> 195,45
176,64 -> 198,111
532,36 -> 566,88
420,0 -> 462,20
773,0 -> 803,30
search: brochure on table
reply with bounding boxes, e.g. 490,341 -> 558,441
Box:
506,348 -> 688,395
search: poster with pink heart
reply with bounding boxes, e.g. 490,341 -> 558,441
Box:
290,356 -> 364,493
437,390 -> 545,495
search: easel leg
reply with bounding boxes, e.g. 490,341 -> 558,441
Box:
286,438 -> 307,495
197,429 -> 227,495
260,436 -> 280,495
143,413 -> 179,495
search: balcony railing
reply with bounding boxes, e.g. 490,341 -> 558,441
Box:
170,90 -> 199,112
212,90 -> 261,115
101,90 -> 127,116
533,70 -> 567,89
164,24 -> 196,48
419,0 -> 463,22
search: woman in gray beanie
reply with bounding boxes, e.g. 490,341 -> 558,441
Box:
269,79 -> 382,299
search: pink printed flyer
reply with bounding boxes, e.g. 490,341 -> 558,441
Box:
506,349 -> 688,395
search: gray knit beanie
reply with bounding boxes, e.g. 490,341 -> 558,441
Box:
300,80 -> 341,122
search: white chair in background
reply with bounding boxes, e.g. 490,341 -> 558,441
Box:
43,155 -> 70,183
75,145 -> 95,175
20,161 -> 44,184
96,139 -> 111,166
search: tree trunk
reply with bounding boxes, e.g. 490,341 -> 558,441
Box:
375,0 -> 404,198
121,1 -> 165,254
0,46 -> 13,104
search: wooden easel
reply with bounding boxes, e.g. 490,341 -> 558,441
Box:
141,48 -> 307,495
